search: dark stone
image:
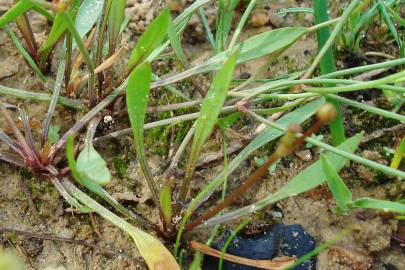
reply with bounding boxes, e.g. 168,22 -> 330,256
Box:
281,224 -> 316,270
202,224 -> 317,270
383,263 -> 398,270
203,224 -> 284,270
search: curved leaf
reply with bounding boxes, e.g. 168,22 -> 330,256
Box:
76,143 -> 111,186
127,7 -> 170,70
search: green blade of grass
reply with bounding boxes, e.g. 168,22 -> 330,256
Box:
200,133 -> 363,227
62,180 -> 181,270
127,7 -> 170,71
160,183 -> 173,227
168,16 -> 187,67
378,0 -> 403,56
215,0 -> 239,52
350,198 -> 405,214
126,62 -> 160,210
74,0 -> 105,48
4,26 -> 45,82
321,154 -> 352,212
0,84 -> 84,110
0,0 -> 33,28
61,11 -> 96,104
177,50 -> 239,206
391,135 -> 405,169
313,0 -> 345,146
198,7 -> 216,51
38,0 -> 81,65
107,0 -> 125,54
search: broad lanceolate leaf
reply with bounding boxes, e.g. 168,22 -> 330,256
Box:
76,143 -> 111,186
126,62 -> 160,206
200,133 -> 363,227
62,180 -> 180,270
108,0 -> 125,53
203,27 -> 308,72
0,0 -> 32,29
127,7 -> 170,70
66,135 -> 152,229
321,155 -> 352,212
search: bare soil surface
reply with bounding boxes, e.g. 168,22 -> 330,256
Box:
1,0 -> 404,269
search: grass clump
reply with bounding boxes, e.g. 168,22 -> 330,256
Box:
0,0 -> 404,269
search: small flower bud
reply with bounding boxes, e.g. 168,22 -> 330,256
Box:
316,103 -> 337,123
276,123 -> 301,157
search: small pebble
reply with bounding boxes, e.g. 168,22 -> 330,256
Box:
295,150 -> 312,162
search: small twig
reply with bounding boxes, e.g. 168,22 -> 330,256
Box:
89,213 -> 102,239
190,241 -> 294,270
0,228 -> 140,262
361,123 -> 405,144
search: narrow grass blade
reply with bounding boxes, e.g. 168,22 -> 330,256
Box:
321,154 -> 352,212
38,0 -> 81,63
168,17 -> 187,67
4,26 -> 45,81
203,27 -> 308,72
378,0 -> 403,55
62,180 -> 181,270
200,133 -> 363,227
313,0 -> 345,145
41,59 -> 65,145
198,7 -> 216,51
127,7 -> 170,70
0,84 -> 84,110
126,62 -> 160,208
61,12 -> 95,104
216,0 -> 239,52
350,198 -> 405,214
178,50 -> 238,204
0,0 -> 32,28
160,183 -> 173,227
391,135 -> 405,169
107,0 -> 125,54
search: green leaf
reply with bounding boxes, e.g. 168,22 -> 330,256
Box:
38,0 -> 81,62
217,112 -> 241,131
320,154 -> 352,212
74,0 -> 105,47
204,27 -> 308,72
391,135 -> 405,169
4,26 -> 45,82
66,135 -> 153,229
48,125 -> 61,144
168,16 -> 187,66
0,0 -> 33,29
108,0 -> 125,53
126,62 -> 160,206
160,183 -> 173,226
127,7 -> 170,70
378,0 -> 403,53
76,143 -> 111,186
350,198 -> 405,214
62,180 -> 181,270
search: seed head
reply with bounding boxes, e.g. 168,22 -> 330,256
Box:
317,103 -> 337,123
